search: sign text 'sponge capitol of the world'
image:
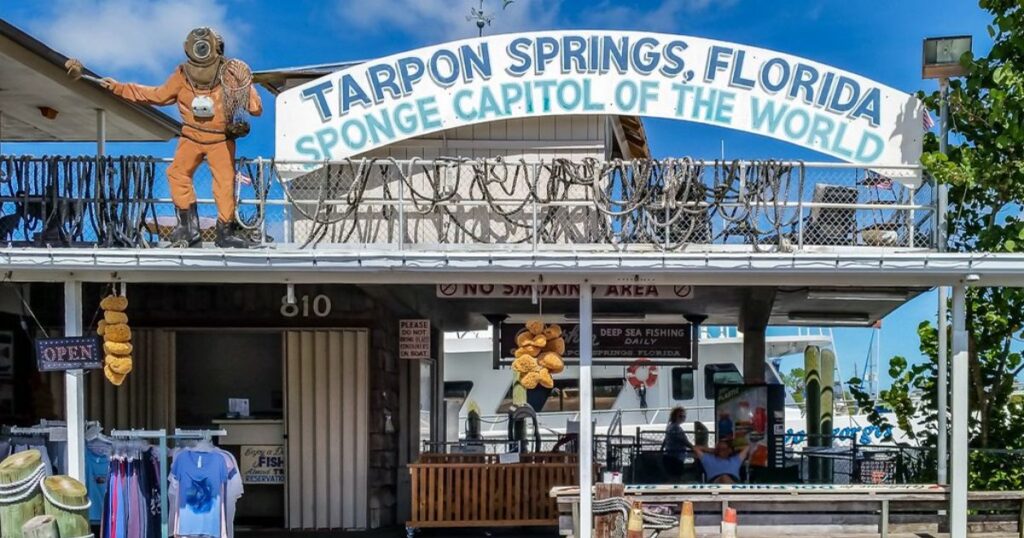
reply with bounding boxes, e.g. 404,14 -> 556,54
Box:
276,31 -> 925,170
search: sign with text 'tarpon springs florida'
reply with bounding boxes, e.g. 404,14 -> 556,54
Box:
277,31 -> 924,168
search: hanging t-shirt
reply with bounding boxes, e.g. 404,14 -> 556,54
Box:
172,449 -> 228,538
85,446 -> 110,523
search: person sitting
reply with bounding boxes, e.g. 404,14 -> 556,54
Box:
693,440 -> 751,484
661,407 -> 693,479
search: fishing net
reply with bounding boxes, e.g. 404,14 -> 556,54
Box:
221,58 -> 253,132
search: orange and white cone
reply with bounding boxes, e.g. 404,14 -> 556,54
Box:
679,501 -> 696,538
627,501 -> 644,538
721,507 -> 737,538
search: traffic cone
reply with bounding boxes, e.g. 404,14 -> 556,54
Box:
627,501 -> 644,538
678,501 -> 696,538
721,507 -> 737,538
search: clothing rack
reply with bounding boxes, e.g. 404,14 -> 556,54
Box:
7,419 -> 102,441
110,428 -> 227,538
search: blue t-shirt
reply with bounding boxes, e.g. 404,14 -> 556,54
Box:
84,448 -> 110,523
700,453 -> 742,481
172,450 -> 227,538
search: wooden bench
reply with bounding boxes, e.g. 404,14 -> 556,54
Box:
550,484 -> 1024,537
407,452 -> 578,533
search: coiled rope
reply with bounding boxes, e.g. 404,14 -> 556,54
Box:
592,496 -> 678,537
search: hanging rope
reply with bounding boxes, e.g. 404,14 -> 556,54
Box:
592,496 -> 678,537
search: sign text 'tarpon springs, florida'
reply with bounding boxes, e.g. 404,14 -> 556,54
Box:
277,31 -> 925,166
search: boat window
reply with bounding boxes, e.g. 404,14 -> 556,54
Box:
496,378 -> 624,413
704,364 -> 743,399
671,368 -> 694,401
444,381 -> 474,408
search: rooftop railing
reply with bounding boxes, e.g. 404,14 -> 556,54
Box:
0,156 -> 938,252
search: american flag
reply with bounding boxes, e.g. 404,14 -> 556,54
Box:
923,108 -> 935,131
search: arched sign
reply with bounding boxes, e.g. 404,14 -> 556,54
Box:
277,31 -> 924,168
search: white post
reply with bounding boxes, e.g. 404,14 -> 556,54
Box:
937,286 -> 949,484
64,280 -> 86,482
579,281 -> 593,538
949,283 -> 968,538
96,109 -> 106,156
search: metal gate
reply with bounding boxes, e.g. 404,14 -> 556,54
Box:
284,329 -> 369,530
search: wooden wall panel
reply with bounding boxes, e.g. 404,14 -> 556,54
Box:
285,329 -> 369,530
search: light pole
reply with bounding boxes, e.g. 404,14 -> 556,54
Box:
923,34 -> 972,538
467,0 -> 516,37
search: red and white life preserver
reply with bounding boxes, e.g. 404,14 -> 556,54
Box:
626,358 -> 658,389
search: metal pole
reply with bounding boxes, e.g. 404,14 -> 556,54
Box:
937,286 -> 949,484
64,280 -> 86,482
939,79 -> 950,154
949,282 -> 968,538
579,281 -> 594,538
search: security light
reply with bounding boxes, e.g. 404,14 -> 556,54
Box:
923,36 -> 972,79
787,312 -> 871,326
807,289 -> 910,302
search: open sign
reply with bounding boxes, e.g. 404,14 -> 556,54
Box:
35,337 -> 102,372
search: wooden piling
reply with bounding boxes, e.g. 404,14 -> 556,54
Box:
21,515 -> 58,538
42,475 -> 91,538
0,450 -> 46,538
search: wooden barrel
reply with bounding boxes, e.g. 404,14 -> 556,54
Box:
0,450 -> 46,538
21,515 -> 58,538
41,475 -> 91,538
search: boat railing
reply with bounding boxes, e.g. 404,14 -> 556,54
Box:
0,156 -> 937,252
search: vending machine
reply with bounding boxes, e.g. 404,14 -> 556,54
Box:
714,384 -> 787,469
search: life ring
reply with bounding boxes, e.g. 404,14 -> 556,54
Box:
626,358 -> 658,389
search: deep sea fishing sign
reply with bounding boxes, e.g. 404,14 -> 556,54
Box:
277,31 -> 924,169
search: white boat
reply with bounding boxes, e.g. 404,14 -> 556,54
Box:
442,327 -> 908,447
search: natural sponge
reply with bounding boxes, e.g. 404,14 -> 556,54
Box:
543,324 -> 562,340
103,311 -> 128,325
538,352 -> 564,374
103,341 -> 133,356
512,355 -> 538,375
103,323 -> 132,343
526,319 -> 544,336
520,371 -> 541,390
537,368 -> 554,389
99,295 -> 128,312
105,356 -> 133,376
544,337 -> 565,355
104,365 -> 126,386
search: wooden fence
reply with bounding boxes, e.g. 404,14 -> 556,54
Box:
408,452 -> 579,529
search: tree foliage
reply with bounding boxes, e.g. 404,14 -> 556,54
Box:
855,0 -> 1024,489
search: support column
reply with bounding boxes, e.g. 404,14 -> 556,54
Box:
96,109 -> 106,156
742,328 -> 766,384
64,280 -> 86,482
579,281 -> 593,538
740,288 -> 775,384
938,286 -> 949,484
950,283 -> 968,538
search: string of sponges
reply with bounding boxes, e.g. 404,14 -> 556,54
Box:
97,294 -> 132,386
511,320 -> 565,391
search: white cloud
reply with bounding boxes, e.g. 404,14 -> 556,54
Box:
28,0 -> 245,76
335,0 -> 562,42
577,0 -> 739,32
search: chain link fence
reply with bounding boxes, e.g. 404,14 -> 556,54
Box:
0,155 -> 936,251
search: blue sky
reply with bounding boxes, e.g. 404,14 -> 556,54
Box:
0,0 -> 997,385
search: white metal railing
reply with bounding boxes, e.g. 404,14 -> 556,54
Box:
0,156 -> 939,252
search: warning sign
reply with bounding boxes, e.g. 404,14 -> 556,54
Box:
400,319 -> 431,359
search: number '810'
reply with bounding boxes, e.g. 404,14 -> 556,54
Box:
280,294 -> 332,318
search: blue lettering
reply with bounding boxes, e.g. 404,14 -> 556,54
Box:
396,57 -> 425,95
729,49 -> 756,89
660,40 -> 688,77
501,83 -> 524,114
760,58 -> 791,94
855,132 -> 884,163
340,74 -> 372,115
314,127 -> 339,158
295,135 -> 321,161
828,76 -> 860,114
428,49 -> 461,86
582,80 -> 604,112
454,89 -> 477,120
561,35 -> 588,73
367,63 -> 401,103
340,119 -> 367,150
632,37 -> 660,75
534,37 -> 559,74
852,87 -> 881,127
557,80 -> 582,111
417,97 -> 442,129
783,108 -> 811,140
300,81 -> 334,122
788,64 -> 819,104
506,38 -> 532,76
705,45 -> 732,83
750,97 -> 788,132
393,102 -> 418,135
460,43 -> 492,81
365,107 -> 395,143
601,36 -> 629,74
